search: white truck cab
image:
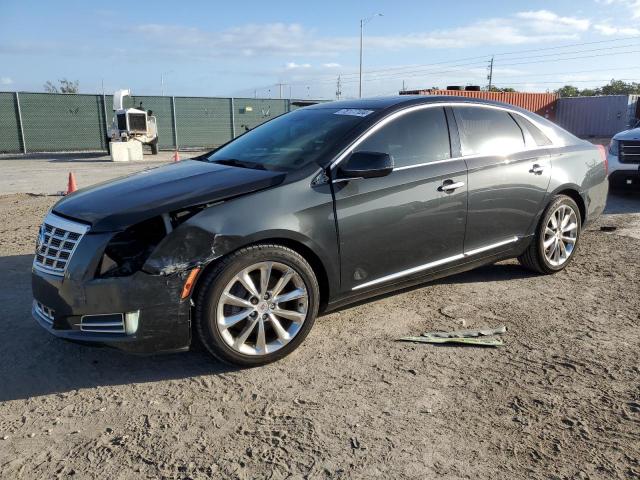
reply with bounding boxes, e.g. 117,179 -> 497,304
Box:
108,89 -> 159,155
608,120 -> 640,188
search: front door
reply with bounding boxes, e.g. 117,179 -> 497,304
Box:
452,105 -> 552,252
331,107 -> 468,292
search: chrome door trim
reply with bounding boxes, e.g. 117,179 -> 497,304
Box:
329,102 -> 565,171
351,236 -> 519,291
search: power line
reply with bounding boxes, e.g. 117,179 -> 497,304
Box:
334,35 -> 640,79
242,35 -> 640,95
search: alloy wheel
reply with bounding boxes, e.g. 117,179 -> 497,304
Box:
543,204 -> 578,267
215,261 -> 309,356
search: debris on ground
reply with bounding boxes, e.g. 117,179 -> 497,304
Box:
600,226 -> 617,232
398,325 -> 507,347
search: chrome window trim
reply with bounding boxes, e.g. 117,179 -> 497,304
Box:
329,102 -> 565,171
352,236 -> 519,291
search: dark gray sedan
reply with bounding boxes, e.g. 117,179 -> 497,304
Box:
32,96 -> 608,366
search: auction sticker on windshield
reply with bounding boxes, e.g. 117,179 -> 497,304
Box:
334,109 -> 374,117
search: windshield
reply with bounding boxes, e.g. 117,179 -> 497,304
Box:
205,108 -> 373,171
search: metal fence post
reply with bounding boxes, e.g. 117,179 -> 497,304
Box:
15,92 -> 27,154
102,94 -> 109,149
230,97 -> 236,139
171,96 -> 178,149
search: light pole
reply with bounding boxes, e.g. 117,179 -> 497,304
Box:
359,13 -> 383,99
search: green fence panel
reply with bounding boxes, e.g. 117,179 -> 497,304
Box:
233,98 -> 288,136
0,92 -> 22,153
174,97 -> 233,148
0,93 -> 333,154
19,93 -> 107,152
110,95 -> 176,149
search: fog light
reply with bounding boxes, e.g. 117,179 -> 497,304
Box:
125,310 -> 140,335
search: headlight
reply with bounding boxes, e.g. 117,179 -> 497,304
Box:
609,139 -> 619,156
98,216 -> 167,278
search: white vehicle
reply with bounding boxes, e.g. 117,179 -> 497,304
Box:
608,120 -> 640,188
108,89 -> 159,155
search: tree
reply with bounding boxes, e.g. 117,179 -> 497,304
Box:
43,78 -> 79,94
488,86 -> 517,92
597,79 -> 640,95
555,85 -> 580,97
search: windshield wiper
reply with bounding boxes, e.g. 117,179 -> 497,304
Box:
212,159 -> 266,170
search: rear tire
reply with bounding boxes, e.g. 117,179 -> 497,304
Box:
518,195 -> 582,274
194,244 -> 319,367
150,141 -> 159,155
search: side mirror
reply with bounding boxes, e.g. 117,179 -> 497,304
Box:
337,151 -> 394,179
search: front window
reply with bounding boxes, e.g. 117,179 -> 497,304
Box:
354,107 -> 451,168
205,108 -> 373,171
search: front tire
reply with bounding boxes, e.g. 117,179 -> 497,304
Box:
194,244 -> 319,367
518,195 -> 581,274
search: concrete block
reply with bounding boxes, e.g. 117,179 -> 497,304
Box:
109,141 -> 143,162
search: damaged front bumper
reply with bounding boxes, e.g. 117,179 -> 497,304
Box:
31,228 -> 194,354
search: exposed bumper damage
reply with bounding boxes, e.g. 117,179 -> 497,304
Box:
31,217 -> 227,354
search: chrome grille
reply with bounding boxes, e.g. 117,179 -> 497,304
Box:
619,140 -> 640,164
33,213 -> 89,276
34,300 -> 54,326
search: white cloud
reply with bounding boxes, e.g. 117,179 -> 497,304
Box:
285,62 -> 312,70
594,23 -> 640,35
516,10 -> 590,32
0,76 -> 13,85
322,63 -> 341,68
123,9 -> 593,61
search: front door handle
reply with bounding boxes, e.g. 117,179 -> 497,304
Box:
529,164 -> 544,175
438,180 -> 465,192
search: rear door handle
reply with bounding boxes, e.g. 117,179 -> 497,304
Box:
438,180 -> 465,192
529,164 -> 544,175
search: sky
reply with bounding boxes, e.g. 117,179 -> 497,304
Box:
1,0 -> 639,99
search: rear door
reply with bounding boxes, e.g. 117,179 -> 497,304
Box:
452,105 -> 552,252
331,106 -> 468,292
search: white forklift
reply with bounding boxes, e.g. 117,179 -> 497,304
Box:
108,89 -> 159,161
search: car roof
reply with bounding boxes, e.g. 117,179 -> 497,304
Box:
306,95 -> 516,112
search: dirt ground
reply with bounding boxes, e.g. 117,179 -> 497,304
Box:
0,190 -> 639,480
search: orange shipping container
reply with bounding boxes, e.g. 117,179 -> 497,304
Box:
401,89 -> 558,120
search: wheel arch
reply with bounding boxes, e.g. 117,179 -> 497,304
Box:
191,236 -> 332,313
551,186 -> 586,225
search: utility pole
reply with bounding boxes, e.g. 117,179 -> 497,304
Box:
487,56 -> 494,91
401,80 -> 406,93
336,75 -> 342,100
275,82 -> 287,99
359,13 -> 383,98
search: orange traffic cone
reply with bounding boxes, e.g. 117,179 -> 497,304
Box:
66,172 -> 77,195
173,150 -> 181,162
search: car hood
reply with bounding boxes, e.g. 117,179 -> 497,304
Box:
53,160 -> 286,232
613,127 -> 640,141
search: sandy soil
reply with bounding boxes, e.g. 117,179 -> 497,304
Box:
0,192 -> 639,479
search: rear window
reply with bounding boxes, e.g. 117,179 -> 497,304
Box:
454,106 -> 525,156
